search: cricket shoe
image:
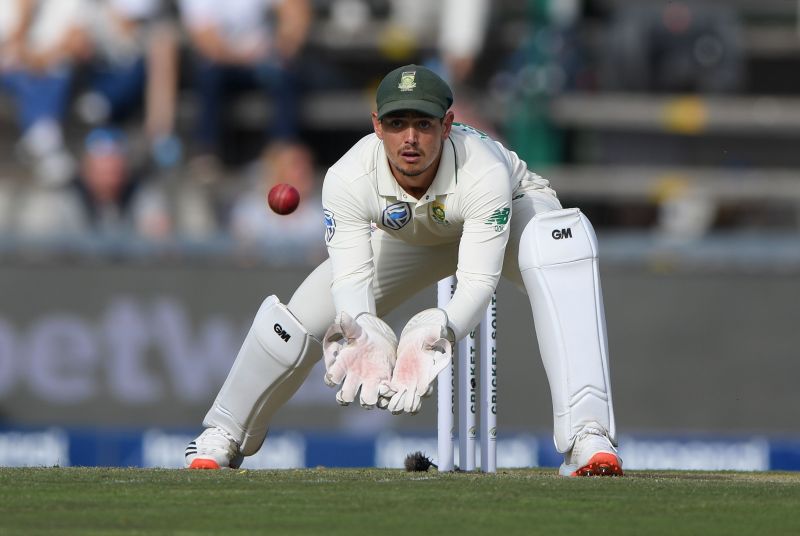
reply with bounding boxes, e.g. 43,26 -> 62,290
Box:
559,426 -> 623,477
184,427 -> 244,469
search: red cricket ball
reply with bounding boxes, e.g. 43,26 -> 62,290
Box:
267,183 -> 300,215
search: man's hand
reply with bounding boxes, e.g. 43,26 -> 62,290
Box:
383,309 -> 453,415
322,312 -> 397,409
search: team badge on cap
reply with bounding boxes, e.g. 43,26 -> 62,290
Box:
382,202 -> 412,230
398,71 -> 417,92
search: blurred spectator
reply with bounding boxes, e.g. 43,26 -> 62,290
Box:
0,0 -> 92,186
601,2 -> 744,239
492,0 -> 585,167
72,128 -> 171,238
14,127 -> 172,239
384,0 -> 492,132
78,0 -> 182,169
229,143 -> 324,262
604,2 -> 743,93
177,0 -> 312,183
382,0 -> 490,83
434,0 -> 490,86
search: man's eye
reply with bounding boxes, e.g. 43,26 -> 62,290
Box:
418,121 -> 431,129
390,120 -> 403,128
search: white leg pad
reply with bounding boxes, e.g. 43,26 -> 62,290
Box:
203,295 -> 320,455
518,208 -> 616,453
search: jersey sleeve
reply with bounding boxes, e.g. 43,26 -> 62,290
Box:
321,170 -> 377,318
445,163 -> 512,340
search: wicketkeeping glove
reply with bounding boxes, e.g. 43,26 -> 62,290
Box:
383,308 -> 453,415
322,312 -> 397,409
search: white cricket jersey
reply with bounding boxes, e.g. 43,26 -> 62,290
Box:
322,124 -> 550,337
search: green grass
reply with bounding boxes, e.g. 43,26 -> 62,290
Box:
2,468 -> 799,535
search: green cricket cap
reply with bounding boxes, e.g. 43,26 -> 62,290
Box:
376,65 -> 453,119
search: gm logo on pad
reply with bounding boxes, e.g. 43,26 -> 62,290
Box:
274,323 -> 291,342
382,202 -> 412,230
552,228 -> 573,240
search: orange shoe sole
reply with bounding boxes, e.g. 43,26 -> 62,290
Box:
189,458 -> 221,470
572,452 -> 623,477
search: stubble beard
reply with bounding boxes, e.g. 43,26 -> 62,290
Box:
390,159 -> 428,177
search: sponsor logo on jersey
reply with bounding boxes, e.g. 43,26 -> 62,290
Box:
430,200 -> 448,225
323,209 -> 336,242
398,71 -> 417,92
382,202 -> 412,230
485,207 -> 510,232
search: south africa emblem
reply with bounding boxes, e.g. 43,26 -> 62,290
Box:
431,201 -> 448,225
398,71 -> 417,92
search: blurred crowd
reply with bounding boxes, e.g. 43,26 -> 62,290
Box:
0,0 -> 317,252
0,0 -> 507,255
0,0 -> 767,253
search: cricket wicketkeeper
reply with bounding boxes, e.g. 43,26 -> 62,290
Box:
185,65 -> 622,476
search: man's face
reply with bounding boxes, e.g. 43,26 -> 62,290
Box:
372,110 -> 454,193
82,150 -> 128,204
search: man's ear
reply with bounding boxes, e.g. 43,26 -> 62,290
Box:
372,112 -> 384,140
442,111 -> 455,139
